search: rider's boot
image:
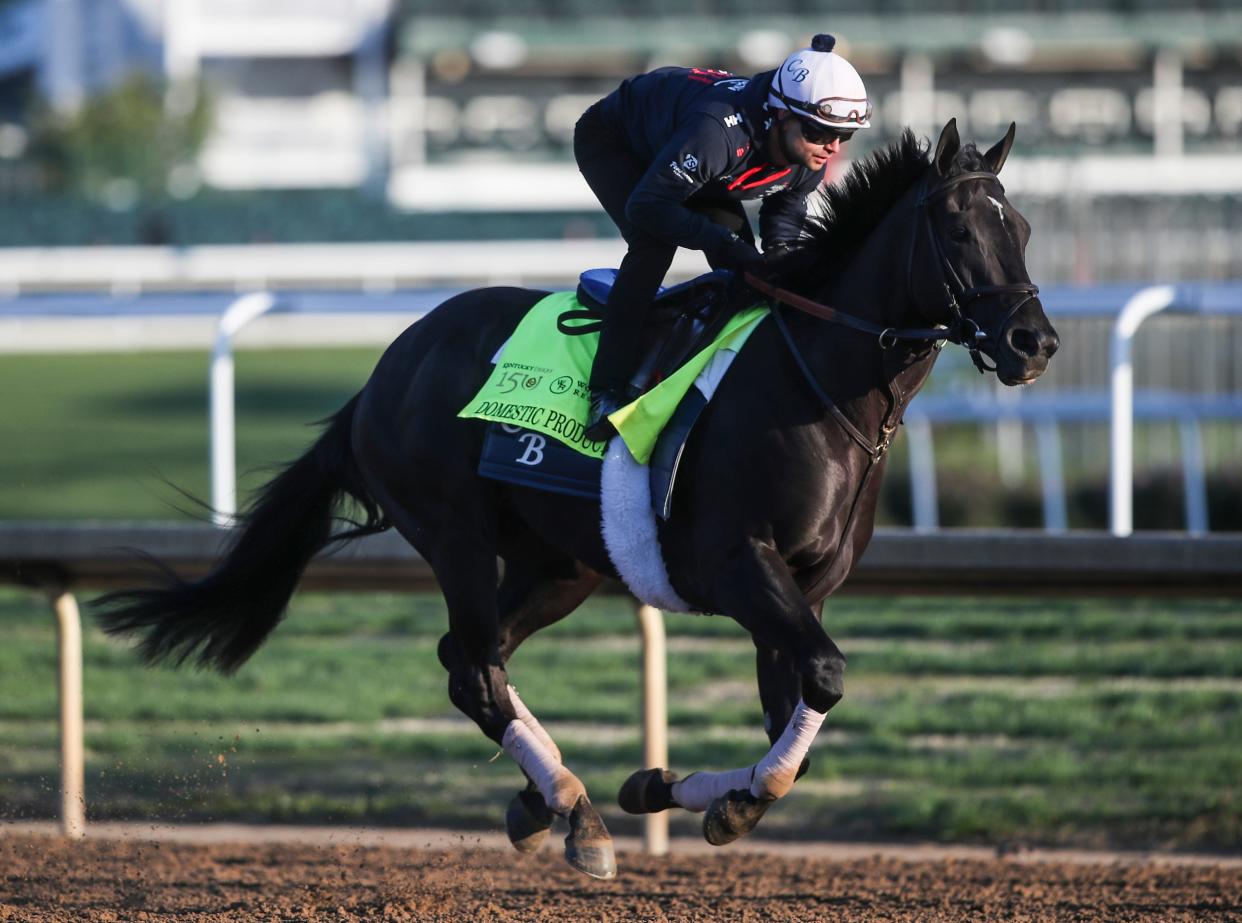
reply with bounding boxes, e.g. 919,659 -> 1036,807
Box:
584,387 -> 632,442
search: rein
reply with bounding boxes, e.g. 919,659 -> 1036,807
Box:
743,273 -> 949,349
744,166 -> 1041,458
745,170 -> 1040,366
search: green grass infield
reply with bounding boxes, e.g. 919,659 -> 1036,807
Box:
2,589 -> 1239,851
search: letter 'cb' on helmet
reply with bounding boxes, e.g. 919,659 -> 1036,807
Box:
769,33 -> 872,130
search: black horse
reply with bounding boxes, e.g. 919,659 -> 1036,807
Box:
99,120 -> 1058,879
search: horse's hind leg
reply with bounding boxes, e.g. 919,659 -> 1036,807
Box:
435,541 -> 613,877
490,552 -> 603,856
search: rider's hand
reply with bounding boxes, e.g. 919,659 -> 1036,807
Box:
760,243 -> 818,284
710,233 -> 764,276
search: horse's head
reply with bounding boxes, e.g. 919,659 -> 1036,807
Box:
909,119 -> 1058,386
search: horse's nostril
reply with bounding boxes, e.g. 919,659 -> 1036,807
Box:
1042,331 -> 1060,359
1007,326 -> 1040,359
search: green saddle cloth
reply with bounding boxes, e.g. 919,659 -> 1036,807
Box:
459,290 -> 768,465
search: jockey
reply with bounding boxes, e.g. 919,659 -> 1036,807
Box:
574,33 -> 872,440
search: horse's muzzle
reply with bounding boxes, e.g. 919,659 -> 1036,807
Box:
995,300 -> 1059,385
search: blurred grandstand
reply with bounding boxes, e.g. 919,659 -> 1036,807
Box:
0,0 -> 1238,284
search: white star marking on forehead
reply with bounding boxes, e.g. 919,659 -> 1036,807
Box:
986,195 -> 1005,224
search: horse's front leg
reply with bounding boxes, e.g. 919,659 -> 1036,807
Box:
620,540 -> 844,845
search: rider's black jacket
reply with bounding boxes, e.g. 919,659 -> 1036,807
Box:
595,66 -> 826,256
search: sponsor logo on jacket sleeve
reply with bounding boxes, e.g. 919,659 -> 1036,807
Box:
668,161 -> 696,184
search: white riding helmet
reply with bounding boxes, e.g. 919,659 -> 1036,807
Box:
769,34 -> 872,131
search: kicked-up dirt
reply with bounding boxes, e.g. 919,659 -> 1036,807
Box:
1,830 -> 1240,922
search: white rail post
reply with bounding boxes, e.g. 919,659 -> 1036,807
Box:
1109,286 -> 1176,536
635,603 -> 669,856
210,292 -> 277,525
905,415 -> 938,531
50,589 -> 85,839
1034,420 -> 1068,532
1179,418 -> 1209,535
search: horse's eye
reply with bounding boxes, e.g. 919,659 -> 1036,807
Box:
949,225 -> 970,242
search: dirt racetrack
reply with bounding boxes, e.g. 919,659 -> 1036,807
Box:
3,828 -> 1241,922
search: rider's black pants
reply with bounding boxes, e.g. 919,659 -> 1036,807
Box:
573,104 -> 751,393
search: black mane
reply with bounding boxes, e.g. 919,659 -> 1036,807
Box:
769,129 -> 934,292
805,129 -> 930,257
794,131 -> 1000,289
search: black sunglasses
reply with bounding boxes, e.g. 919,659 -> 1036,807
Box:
797,117 -> 855,146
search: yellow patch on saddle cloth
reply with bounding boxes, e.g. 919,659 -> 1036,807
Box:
458,290 -> 767,464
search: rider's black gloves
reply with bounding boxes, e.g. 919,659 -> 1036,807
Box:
760,242 -> 819,286
709,232 -> 765,276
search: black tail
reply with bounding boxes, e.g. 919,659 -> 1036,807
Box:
96,394 -> 387,674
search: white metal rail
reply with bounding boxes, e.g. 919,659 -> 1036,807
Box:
5,281 -> 1241,536
210,292 -> 278,525
1109,286 -> 1178,536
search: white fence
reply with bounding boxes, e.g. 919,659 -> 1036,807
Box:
6,267 -> 1236,534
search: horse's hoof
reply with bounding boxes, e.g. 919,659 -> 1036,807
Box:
563,795 -> 616,880
617,767 -> 678,815
703,788 -> 772,847
505,787 -> 554,853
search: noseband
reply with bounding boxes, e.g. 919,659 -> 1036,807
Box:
909,170 -> 1040,373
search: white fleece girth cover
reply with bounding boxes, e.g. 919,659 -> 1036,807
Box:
600,437 -> 692,612
598,348 -> 744,612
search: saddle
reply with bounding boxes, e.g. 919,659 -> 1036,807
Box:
571,268 -> 749,395
473,268 -> 766,519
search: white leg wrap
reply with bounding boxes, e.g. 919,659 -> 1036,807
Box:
670,767 -> 754,813
750,700 -> 827,801
507,684 -> 562,763
502,720 -> 585,816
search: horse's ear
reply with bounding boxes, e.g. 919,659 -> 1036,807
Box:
984,122 -> 1017,175
933,119 -> 960,175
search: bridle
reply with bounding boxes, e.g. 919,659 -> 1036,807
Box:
742,164 -> 1041,460
908,169 -> 1040,373
746,167 -> 1040,375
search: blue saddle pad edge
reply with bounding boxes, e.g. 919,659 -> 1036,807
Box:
479,427 -> 601,500
578,267 -> 734,309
